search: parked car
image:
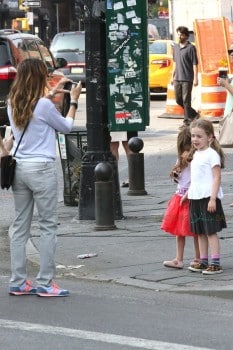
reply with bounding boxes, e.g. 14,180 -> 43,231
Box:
148,39 -> 174,94
50,31 -> 86,85
0,29 -> 70,129
148,23 -> 160,41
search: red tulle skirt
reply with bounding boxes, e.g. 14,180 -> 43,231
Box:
161,194 -> 195,237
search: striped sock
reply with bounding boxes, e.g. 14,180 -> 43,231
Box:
211,254 -> 220,266
200,256 -> 208,266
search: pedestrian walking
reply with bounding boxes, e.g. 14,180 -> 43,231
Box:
110,131 -> 138,187
171,26 -> 199,128
187,119 -> 226,275
7,58 -> 82,296
217,44 -> 233,206
161,127 -> 200,269
217,44 -> 233,119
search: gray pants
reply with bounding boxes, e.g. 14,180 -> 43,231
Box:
10,161 -> 58,287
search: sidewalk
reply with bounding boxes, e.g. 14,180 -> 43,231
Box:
28,117 -> 233,295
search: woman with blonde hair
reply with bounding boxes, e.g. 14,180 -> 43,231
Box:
7,58 -> 82,297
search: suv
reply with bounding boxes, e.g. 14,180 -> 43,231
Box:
0,29 -> 71,128
50,31 -> 85,85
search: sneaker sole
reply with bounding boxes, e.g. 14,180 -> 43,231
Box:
37,292 -> 69,297
202,270 -> 223,275
188,266 -> 205,273
9,291 -> 37,296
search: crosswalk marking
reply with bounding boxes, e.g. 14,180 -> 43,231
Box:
0,319 -> 213,350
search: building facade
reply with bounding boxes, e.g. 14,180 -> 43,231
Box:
0,0 -> 84,45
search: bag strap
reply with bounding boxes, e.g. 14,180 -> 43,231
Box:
13,120 -> 29,157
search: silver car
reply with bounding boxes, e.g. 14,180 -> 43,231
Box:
50,31 -> 86,85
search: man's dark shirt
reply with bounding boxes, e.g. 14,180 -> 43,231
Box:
173,41 -> 198,82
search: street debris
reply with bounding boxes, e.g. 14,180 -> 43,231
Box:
56,264 -> 84,270
77,253 -> 98,259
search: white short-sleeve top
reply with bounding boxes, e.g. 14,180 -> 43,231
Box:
188,147 -> 223,200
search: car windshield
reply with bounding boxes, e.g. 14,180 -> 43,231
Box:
149,42 -> 167,54
51,34 -> 85,52
0,41 -> 10,65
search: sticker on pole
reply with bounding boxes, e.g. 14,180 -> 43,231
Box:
58,133 -> 67,159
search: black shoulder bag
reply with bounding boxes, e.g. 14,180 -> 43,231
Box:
1,121 -> 29,190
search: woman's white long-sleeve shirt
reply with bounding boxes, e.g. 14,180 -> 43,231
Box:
7,97 -> 74,162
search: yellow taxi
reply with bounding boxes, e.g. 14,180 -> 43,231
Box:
148,39 -> 174,94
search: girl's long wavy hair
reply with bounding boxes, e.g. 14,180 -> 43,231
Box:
8,58 -> 48,129
170,126 -> 191,177
187,119 -> 225,168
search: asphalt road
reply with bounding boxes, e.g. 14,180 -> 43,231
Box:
1,94 -> 233,350
0,278 -> 233,350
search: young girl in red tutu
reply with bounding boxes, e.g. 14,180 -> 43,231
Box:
161,127 -> 200,269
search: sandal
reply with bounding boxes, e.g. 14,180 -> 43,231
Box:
229,203 -> 233,207
163,259 -> 183,269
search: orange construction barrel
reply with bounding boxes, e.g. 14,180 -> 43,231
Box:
200,72 -> 226,118
166,83 -> 184,116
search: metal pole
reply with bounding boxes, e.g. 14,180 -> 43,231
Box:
127,137 -> 147,196
94,162 -> 116,230
56,3 -> 59,33
78,0 -> 123,220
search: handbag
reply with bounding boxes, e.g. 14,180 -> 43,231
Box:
1,121 -> 29,190
1,155 -> 16,190
218,110 -> 233,147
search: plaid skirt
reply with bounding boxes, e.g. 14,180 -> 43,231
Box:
189,197 -> 227,235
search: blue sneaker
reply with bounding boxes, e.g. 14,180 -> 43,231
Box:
9,280 -> 37,296
37,282 -> 69,297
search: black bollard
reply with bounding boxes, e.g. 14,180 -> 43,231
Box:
127,137 -> 147,196
94,162 -> 117,231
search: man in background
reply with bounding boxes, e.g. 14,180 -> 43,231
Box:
171,26 -> 199,128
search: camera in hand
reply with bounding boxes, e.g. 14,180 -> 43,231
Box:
218,67 -> 228,79
171,170 -> 180,184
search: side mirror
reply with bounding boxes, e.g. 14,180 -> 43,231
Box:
56,57 -> 67,68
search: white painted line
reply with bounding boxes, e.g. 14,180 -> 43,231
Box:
0,319 -> 213,350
